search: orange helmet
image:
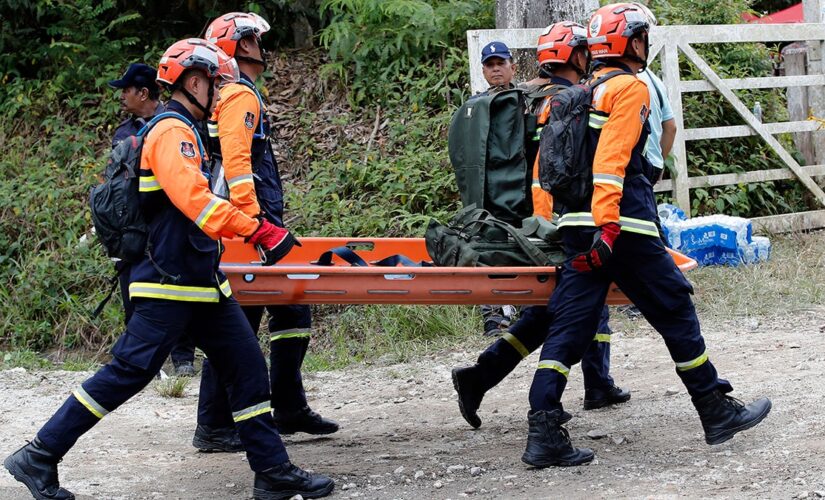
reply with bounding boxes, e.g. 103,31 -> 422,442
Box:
157,38 -> 239,88
537,22 -> 589,68
587,3 -> 650,60
205,12 -> 271,58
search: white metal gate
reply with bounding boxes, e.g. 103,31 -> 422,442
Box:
467,23 -> 825,232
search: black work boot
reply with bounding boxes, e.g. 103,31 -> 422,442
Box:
521,410 -> 594,468
452,366 -> 572,429
192,424 -> 244,452
4,438 -> 75,500
583,385 -> 632,410
693,391 -> 772,445
451,366 -> 485,428
253,461 -> 334,500
273,406 -> 339,435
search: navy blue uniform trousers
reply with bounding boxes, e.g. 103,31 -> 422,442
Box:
529,231 -> 731,412
473,303 -> 614,394
118,262 -> 195,366
37,297 -> 289,471
198,304 -> 312,427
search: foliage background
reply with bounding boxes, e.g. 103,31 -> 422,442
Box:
0,0 -> 815,356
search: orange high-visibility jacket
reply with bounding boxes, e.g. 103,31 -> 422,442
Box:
210,82 -> 262,218
131,106 -> 259,303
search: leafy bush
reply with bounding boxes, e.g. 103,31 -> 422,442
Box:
318,0 -> 494,107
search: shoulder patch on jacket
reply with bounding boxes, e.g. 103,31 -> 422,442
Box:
244,111 -> 255,129
640,104 -> 649,124
180,141 -> 196,158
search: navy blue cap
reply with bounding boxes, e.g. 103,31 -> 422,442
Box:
108,63 -> 158,91
481,41 -> 513,63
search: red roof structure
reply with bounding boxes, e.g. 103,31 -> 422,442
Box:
742,2 -> 803,24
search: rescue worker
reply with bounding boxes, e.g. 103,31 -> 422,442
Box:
452,22 -> 629,430
4,39 -> 334,500
108,63 -> 198,377
521,4 -> 771,468
201,12 -> 338,436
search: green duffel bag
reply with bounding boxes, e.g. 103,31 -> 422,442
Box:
424,205 -> 565,267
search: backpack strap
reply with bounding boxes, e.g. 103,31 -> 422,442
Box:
588,69 -> 632,90
643,69 -> 665,109
460,218 -> 552,267
138,112 -> 206,159
315,246 -> 430,267
526,83 -> 565,102
90,263 -> 127,319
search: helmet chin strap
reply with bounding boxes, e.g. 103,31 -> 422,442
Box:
178,79 -> 215,119
627,34 -> 650,72
235,54 -> 267,72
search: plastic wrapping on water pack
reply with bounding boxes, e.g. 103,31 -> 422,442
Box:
656,203 -> 771,266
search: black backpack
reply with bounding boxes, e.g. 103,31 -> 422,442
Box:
538,70 -> 628,208
89,112 -> 204,263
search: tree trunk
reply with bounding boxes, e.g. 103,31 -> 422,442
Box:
494,0 -> 597,82
495,0 -> 598,29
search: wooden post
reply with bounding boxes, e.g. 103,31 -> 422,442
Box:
804,0 -> 825,164
783,43 -> 815,165
660,42 -> 691,212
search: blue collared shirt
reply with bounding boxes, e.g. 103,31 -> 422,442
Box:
111,101 -> 165,149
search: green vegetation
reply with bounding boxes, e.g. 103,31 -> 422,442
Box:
0,0 -> 818,361
304,304 -> 482,370
154,376 -> 191,398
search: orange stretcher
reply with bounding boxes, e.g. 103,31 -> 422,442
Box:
219,237 -> 698,306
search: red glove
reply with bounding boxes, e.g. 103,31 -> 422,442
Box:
571,222 -> 620,272
246,219 -> 300,266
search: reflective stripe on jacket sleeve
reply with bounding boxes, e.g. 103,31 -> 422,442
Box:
216,86 -> 261,218
141,122 -> 259,239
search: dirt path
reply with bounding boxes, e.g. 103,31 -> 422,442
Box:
1,308 -> 823,499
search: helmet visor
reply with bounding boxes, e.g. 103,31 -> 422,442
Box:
217,56 -> 240,85
247,12 -> 270,35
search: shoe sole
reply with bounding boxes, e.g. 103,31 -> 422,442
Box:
253,481 -> 334,500
192,437 -> 244,453
451,368 -> 481,429
276,426 -> 339,436
583,393 -> 632,411
521,452 -> 595,468
4,454 -> 76,500
705,400 -> 772,445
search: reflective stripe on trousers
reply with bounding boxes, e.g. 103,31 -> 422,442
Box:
675,350 -> 709,371
72,386 -> 110,419
232,401 -> 271,423
503,332 -> 530,358
270,328 -> 311,342
537,359 -> 570,378
558,212 -> 660,238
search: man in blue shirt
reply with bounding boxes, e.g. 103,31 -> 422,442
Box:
108,63 -> 165,148
638,69 -> 675,174
108,63 -> 196,377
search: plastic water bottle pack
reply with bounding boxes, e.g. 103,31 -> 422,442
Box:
657,203 -> 771,266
